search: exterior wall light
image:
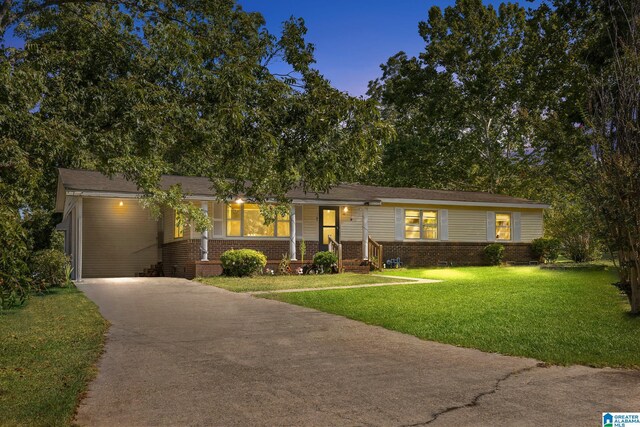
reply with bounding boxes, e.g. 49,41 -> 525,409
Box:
119,201 -> 124,207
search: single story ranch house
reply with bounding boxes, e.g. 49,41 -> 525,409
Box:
55,168 -> 548,280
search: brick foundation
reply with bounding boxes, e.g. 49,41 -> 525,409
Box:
163,239 -> 320,278
207,239 -> 318,261
186,260 -> 319,279
379,241 -> 534,266
164,239 -> 535,278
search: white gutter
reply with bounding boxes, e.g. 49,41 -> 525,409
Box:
379,198 -> 550,209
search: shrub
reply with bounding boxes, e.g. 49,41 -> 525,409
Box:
50,230 -> 65,252
0,208 -> 31,309
31,249 -> 70,288
313,251 -> 338,272
278,253 -> 291,275
483,243 -> 505,266
531,237 -> 561,263
220,249 -> 267,277
299,239 -> 307,264
563,236 -> 601,263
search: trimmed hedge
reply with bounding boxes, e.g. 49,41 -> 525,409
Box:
220,249 -> 267,277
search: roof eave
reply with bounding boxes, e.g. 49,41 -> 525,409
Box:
63,190 -> 383,206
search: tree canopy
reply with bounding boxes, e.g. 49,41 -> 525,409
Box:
1,0 -> 392,227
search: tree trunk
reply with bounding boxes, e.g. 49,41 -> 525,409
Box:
630,264 -> 639,314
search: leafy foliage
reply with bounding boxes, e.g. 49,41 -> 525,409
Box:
220,249 -> 267,277
30,248 -> 70,288
278,253 -> 291,275
580,0 -> 640,311
299,239 -> 306,264
531,238 -> 561,263
483,243 -> 505,266
50,230 -> 65,252
1,0 -> 392,233
368,0 -> 561,195
312,251 -> 338,271
0,207 -> 31,309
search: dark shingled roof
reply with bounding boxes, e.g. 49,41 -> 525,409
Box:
57,168 -> 547,207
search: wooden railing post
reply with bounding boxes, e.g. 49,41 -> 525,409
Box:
328,235 -> 343,273
367,235 -> 383,271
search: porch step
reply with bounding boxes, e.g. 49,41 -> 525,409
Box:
342,259 -> 370,274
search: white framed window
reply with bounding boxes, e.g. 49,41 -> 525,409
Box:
226,204 -> 290,238
495,213 -> 512,241
405,210 -> 438,240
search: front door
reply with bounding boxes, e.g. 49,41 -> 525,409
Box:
319,207 -> 340,252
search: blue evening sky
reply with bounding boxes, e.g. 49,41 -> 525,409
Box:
240,0 -> 432,97
3,1 -> 540,97
240,0 -> 539,97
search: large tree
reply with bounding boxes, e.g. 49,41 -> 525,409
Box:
581,0 -> 640,313
1,0 -> 391,230
369,0 -> 558,195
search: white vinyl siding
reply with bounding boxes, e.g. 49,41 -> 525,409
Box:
486,211 -> 496,242
369,206 -> 395,241
340,206 -> 362,241
83,198 -> 160,278
303,205 -> 318,240
448,210 -> 487,242
521,210 -> 544,242
512,212 -> 522,242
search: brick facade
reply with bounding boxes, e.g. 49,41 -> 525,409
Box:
379,241 -> 534,266
163,239 -> 320,278
207,239 -> 318,261
162,240 -> 200,278
164,238 -> 535,278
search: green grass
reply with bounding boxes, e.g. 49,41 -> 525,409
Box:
198,272 -> 404,292
264,266 -> 640,368
0,287 -> 108,427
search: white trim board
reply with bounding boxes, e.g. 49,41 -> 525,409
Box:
380,198 -> 549,209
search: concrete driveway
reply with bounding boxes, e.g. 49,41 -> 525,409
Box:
76,278 -> 640,426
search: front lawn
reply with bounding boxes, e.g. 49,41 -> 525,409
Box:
0,287 -> 108,427
198,272 -> 404,292
264,266 -> 640,368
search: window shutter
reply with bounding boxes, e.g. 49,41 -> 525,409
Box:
439,209 -> 449,241
212,203 -> 224,237
295,206 -> 303,239
395,208 -> 404,241
486,211 -> 496,242
512,212 -> 521,242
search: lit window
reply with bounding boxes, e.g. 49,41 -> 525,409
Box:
496,213 -> 511,240
405,210 -> 438,240
226,204 -> 242,236
174,212 -> 184,239
226,204 -> 290,237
